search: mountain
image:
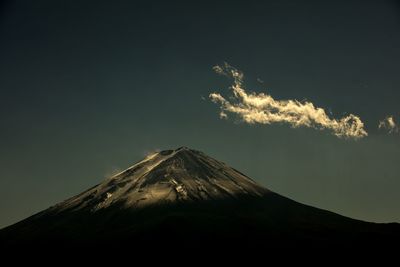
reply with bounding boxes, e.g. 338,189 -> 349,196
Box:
46,146 -> 268,213
1,147 -> 399,251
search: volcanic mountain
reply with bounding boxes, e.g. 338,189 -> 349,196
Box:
1,147 -> 399,249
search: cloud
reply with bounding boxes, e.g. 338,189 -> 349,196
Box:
143,148 -> 161,158
209,63 -> 368,139
104,166 -> 123,178
379,116 -> 398,133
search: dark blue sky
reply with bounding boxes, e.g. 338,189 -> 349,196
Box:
1,0 -> 399,228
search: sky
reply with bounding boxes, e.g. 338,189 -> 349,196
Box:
0,0 -> 399,228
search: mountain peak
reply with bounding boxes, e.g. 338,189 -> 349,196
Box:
176,146 -> 190,151
156,146 -> 195,157
51,147 -> 268,213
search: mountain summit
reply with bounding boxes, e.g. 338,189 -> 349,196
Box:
53,147 -> 267,214
1,147 -> 399,249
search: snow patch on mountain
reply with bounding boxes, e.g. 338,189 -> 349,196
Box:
49,147 -> 268,213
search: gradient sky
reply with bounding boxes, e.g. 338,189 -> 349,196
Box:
1,0 -> 399,228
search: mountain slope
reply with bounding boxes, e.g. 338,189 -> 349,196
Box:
50,146 -> 267,213
0,147 -> 399,249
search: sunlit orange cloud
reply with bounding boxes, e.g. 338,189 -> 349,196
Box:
209,63 -> 368,139
379,116 -> 398,134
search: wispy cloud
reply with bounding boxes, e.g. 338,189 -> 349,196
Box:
143,148 -> 161,158
379,116 -> 398,133
104,166 -> 123,178
209,63 -> 368,139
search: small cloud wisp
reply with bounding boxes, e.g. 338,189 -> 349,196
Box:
378,116 -> 398,134
209,63 -> 368,139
